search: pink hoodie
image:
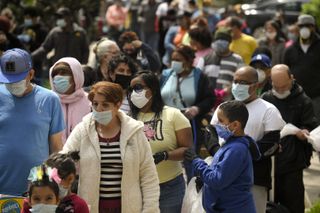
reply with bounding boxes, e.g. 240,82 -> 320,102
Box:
50,57 -> 91,143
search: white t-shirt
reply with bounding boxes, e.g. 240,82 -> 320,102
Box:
211,98 -> 285,141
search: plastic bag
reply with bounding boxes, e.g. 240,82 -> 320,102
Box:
307,125 -> 320,152
181,176 -> 205,213
280,123 -> 300,139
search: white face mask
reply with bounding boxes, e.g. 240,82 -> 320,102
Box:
130,89 -> 150,109
56,19 -> 66,28
266,31 -> 277,40
299,27 -> 311,39
171,61 -> 183,74
30,204 -> 57,213
231,83 -> 251,101
5,79 -> 27,97
272,89 -> 291,99
92,109 -> 113,126
58,184 -> 69,198
256,69 -> 266,83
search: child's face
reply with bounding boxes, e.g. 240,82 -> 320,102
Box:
217,109 -> 230,126
30,186 -> 58,206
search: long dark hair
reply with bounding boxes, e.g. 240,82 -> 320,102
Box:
128,70 -> 164,119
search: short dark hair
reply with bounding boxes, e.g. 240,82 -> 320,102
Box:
173,44 -> 195,62
229,16 -> 243,29
118,31 -> 139,48
219,100 -> 249,129
189,27 -> 213,48
129,70 -> 164,119
108,53 -> 137,75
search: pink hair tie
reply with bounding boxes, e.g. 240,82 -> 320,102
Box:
50,168 -> 62,184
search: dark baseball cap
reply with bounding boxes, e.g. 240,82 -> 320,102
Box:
0,48 -> 33,83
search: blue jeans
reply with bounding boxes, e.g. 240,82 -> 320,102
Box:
159,174 -> 186,213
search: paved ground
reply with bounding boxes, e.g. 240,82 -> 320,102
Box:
304,152 -> 320,209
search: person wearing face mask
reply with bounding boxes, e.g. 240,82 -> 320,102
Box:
211,66 -> 285,213
93,37 -> 121,82
197,28 -> 243,106
128,71 -> 192,212
284,14 -> 320,122
14,7 -> 48,85
0,48 -> 65,196
118,31 -> 161,74
261,64 -> 318,213
61,81 -> 160,213
258,20 -> 286,66
108,53 -> 138,114
161,45 -> 215,155
49,57 -> 91,143
249,53 -> 272,96
185,100 -> 261,213
32,7 -> 89,65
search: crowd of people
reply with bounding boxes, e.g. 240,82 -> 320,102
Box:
0,1 -> 320,213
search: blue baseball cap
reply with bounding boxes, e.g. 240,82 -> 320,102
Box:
0,48 -> 33,83
250,54 -> 272,68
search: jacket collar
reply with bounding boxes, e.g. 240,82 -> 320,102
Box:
82,111 -> 144,159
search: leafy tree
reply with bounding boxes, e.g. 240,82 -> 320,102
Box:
302,0 -> 320,27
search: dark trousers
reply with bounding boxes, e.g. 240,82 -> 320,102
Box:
275,169 -> 304,213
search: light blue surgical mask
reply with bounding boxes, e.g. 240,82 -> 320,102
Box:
92,109 -> 113,126
24,18 -> 33,27
215,123 -> 233,142
53,75 -> 71,94
5,79 -> 27,97
56,19 -> 66,28
30,204 -> 57,213
232,83 -> 251,101
171,60 -> 183,74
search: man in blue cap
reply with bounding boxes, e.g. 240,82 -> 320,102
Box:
250,53 -> 272,96
0,48 -> 65,195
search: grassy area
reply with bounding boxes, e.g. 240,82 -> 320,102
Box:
306,200 -> 320,213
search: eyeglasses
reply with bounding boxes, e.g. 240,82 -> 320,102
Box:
233,80 -> 256,85
129,84 -> 146,93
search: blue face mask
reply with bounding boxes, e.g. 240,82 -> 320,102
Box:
53,75 -> 71,94
214,123 -> 233,142
231,83 -> 251,101
171,60 -> 183,74
92,109 -> 113,126
30,204 -> 57,213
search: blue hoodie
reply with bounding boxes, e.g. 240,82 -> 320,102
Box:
192,136 -> 257,213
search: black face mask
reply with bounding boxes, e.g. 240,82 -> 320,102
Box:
114,74 -> 132,90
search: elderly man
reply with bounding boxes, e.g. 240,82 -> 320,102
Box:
284,14 -> 320,121
211,66 -> 285,213
0,48 -> 65,195
262,64 -> 318,213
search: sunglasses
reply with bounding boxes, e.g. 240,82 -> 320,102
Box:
128,84 -> 146,93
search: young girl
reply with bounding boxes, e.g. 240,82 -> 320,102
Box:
22,164 -> 60,213
45,152 -> 89,213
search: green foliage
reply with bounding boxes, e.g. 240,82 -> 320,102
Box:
306,200 -> 320,213
302,0 -> 320,27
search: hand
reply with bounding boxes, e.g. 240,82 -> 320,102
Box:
296,129 -> 309,141
203,125 -> 220,155
153,151 -> 168,164
184,148 -> 198,162
195,176 -> 203,192
131,40 -> 142,49
184,106 -> 199,119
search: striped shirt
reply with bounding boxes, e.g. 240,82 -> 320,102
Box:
99,131 -> 122,200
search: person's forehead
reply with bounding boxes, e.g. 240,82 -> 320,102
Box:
234,70 -> 252,81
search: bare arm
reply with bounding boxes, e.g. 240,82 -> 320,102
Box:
49,131 -> 63,153
167,127 -> 193,161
